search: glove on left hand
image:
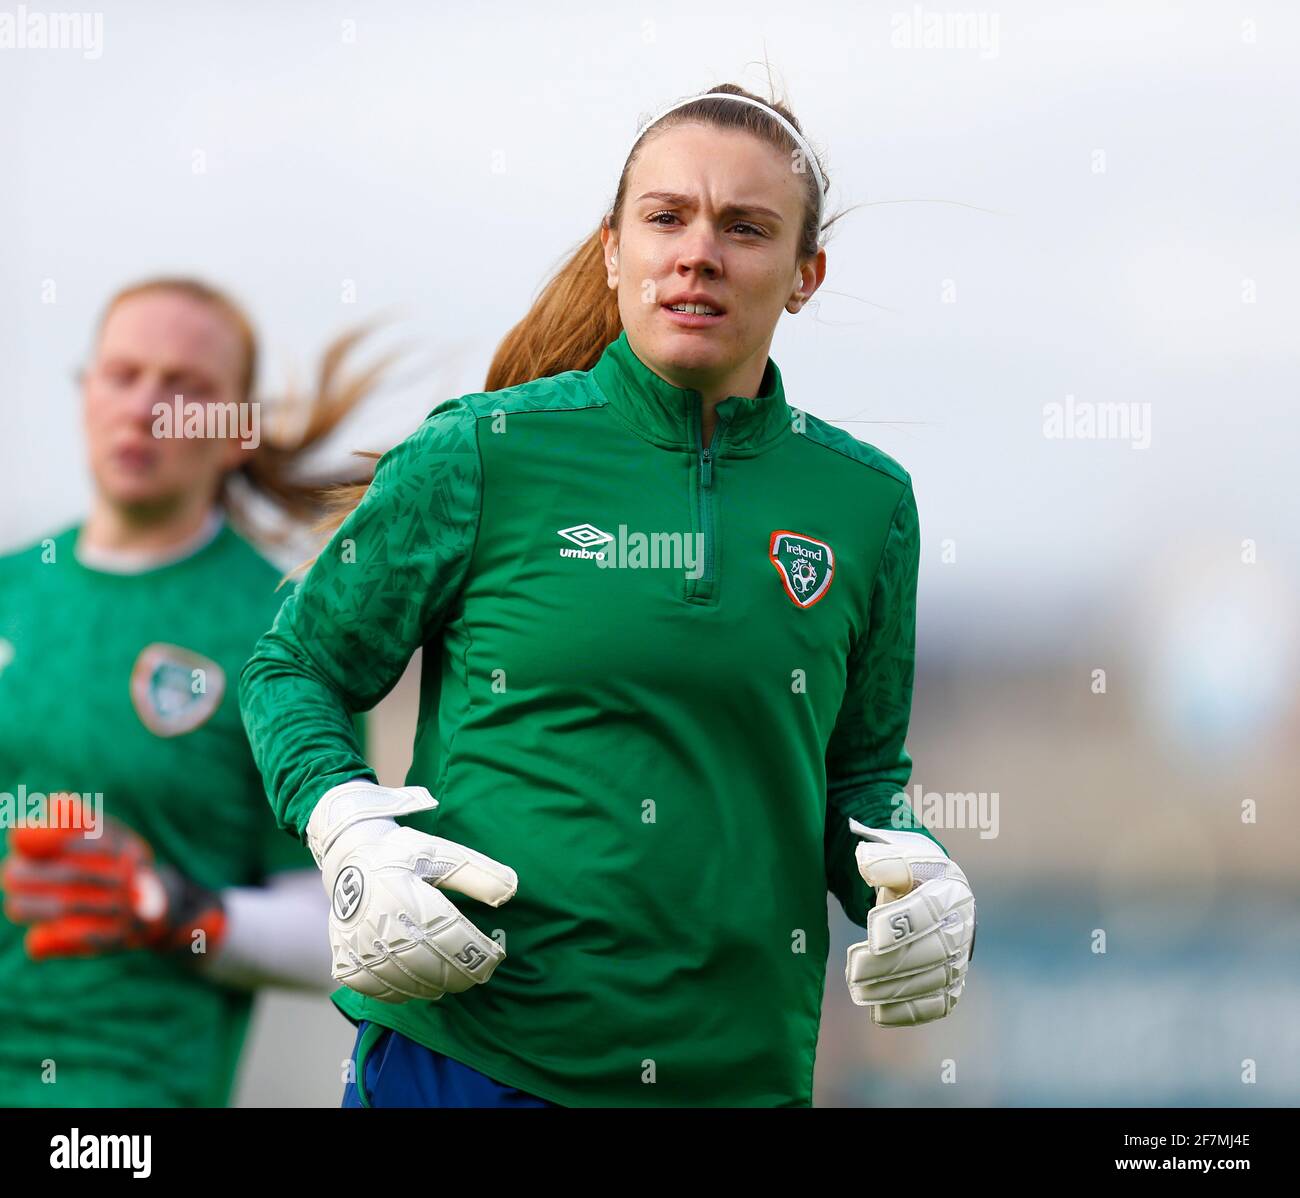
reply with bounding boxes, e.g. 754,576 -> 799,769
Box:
844,821 -> 976,1027
1,802 -> 225,959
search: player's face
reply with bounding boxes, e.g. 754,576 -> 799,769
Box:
605,123 -> 824,398
83,292 -> 248,514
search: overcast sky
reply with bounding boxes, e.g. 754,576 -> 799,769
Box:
2,0 -> 1296,656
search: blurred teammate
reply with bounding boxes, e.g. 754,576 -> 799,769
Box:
0,278 -> 381,1106
241,84 -> 977,1108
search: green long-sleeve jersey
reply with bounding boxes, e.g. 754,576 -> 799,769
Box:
0,521 -> 316,1107
240,328 -> 943,1107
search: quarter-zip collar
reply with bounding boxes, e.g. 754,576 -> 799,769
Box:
590,329 -> 791,455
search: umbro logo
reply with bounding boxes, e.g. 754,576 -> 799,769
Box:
557,523 -> 612,561
557,523 -> 613,548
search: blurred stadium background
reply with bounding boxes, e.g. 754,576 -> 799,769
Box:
2,1 -> 1296,1105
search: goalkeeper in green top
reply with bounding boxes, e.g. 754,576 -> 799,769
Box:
240,82 -> 978,1109
0,277 -> 381,1106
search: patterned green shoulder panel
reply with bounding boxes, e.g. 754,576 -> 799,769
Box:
293,394 -> 486,699
791,408 -> 912,488
451,367 -> 606,424
823,479 -> 928,885
239,393 -> 491,832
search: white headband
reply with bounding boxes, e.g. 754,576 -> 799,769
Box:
634,92 -> 826,232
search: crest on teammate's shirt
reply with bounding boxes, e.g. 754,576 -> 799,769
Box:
130,643 -> 225,737
768,530 -> 835,608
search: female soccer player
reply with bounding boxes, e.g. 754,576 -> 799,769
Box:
240,83 -> 977,1109
0,277 -> 379,1106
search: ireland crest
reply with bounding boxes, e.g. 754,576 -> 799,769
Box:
130,643 -> 225,737
768,530 -> 835,608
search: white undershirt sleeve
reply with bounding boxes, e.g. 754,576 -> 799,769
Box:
197,868 -> 335,992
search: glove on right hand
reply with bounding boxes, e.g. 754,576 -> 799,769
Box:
307,779 -> 517,1003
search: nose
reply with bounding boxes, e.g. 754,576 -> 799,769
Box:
674,217 -> 723,278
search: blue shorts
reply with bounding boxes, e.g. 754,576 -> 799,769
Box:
341,1019 -> 560,1108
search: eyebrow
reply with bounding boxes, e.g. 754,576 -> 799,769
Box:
634,190 -> 785,225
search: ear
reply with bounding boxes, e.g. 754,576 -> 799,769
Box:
786,247 -> 827,315
600,221 -> 619,290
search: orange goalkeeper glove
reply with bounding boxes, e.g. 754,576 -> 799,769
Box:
1,805 -> 226,960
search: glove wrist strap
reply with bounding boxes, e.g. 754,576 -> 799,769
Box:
306,779 -> 438,870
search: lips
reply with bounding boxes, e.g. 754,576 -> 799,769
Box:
661,304 -> 726,327
662,297 -> 726,314
112,445 -> 157,472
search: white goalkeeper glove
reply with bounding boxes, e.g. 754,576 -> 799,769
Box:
306,778 -> 517,1003
844,821 -> 976,1027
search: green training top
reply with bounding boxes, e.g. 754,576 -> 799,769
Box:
240,329 -> 943,1107
0,521 -> 316,1107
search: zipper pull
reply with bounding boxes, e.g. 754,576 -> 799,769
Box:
701,448 -> 712,488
